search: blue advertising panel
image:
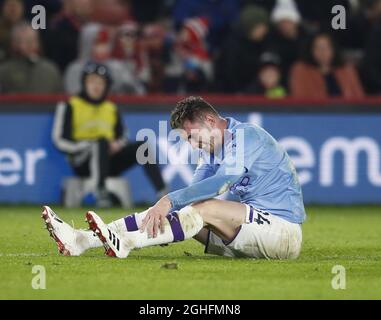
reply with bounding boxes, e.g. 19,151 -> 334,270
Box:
0,111 -> 380,204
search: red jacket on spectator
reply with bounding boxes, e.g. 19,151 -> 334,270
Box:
290,62 -> 364,99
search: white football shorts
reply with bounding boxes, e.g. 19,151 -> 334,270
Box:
204,205 -> 302,259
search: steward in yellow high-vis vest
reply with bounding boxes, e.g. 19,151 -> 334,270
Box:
69,95 -> 119,142
52,62 -> 166,208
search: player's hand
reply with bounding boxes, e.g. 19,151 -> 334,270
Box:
140,196 -> 172,238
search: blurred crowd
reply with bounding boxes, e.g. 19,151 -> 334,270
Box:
0,0 -> 381,97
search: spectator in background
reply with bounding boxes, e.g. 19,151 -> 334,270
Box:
0,22 -> 62,93
246,52 -> 287,98
165,17 -> 213,93
112,22 -> 150,91
173,0 -> 240,52
290,32 -> 364,99
268,0 -> 305,86
360,0 -> 381,94
24,0 -> 63,54
178,17 -> 213,90
64,26 -> 145,95
140,23 -> 169,93
214,5 -> 270,93
0,0 -> 24,62
46,0 -> 93,72
77,22 -> 103,60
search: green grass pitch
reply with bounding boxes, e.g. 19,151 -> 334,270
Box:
0,205 -> 380,300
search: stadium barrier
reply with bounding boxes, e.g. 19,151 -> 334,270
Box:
0,95 -> 380,205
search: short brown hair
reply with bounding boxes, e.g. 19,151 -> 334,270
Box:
170,96 -> 219,129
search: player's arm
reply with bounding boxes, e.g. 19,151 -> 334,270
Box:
52,101 -> 91,154
168,168 -> 241,210
191,158 -> 216,185
141,126 -> 263,238
168,127 -> 263,210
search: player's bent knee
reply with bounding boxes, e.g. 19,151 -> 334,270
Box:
189,204 -> 215,227
178,206 -> 204,238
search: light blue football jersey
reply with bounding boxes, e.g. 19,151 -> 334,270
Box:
168,117 -> 306,224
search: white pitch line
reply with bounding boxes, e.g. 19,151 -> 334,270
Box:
0,253 -> 49,257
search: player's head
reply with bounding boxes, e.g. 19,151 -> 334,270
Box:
81,61 -> 112,103
170,96 -> 224,153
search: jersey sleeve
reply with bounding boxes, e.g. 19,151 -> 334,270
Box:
168,126 -> 263,210
190,154 -> 216,185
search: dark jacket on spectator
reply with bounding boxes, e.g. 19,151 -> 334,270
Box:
289,61 -> 364,99
360,22 -> 381,94
214,29 -> 268,93
267,27 -> 306,86
45,13 -> 81,72
0,56 -> 62,93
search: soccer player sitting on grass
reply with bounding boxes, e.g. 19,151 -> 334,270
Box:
43,96 -> 306,259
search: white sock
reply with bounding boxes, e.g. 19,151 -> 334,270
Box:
75,229 -> 102,251
74,220 -> 124,253
124,206 -> 204,249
